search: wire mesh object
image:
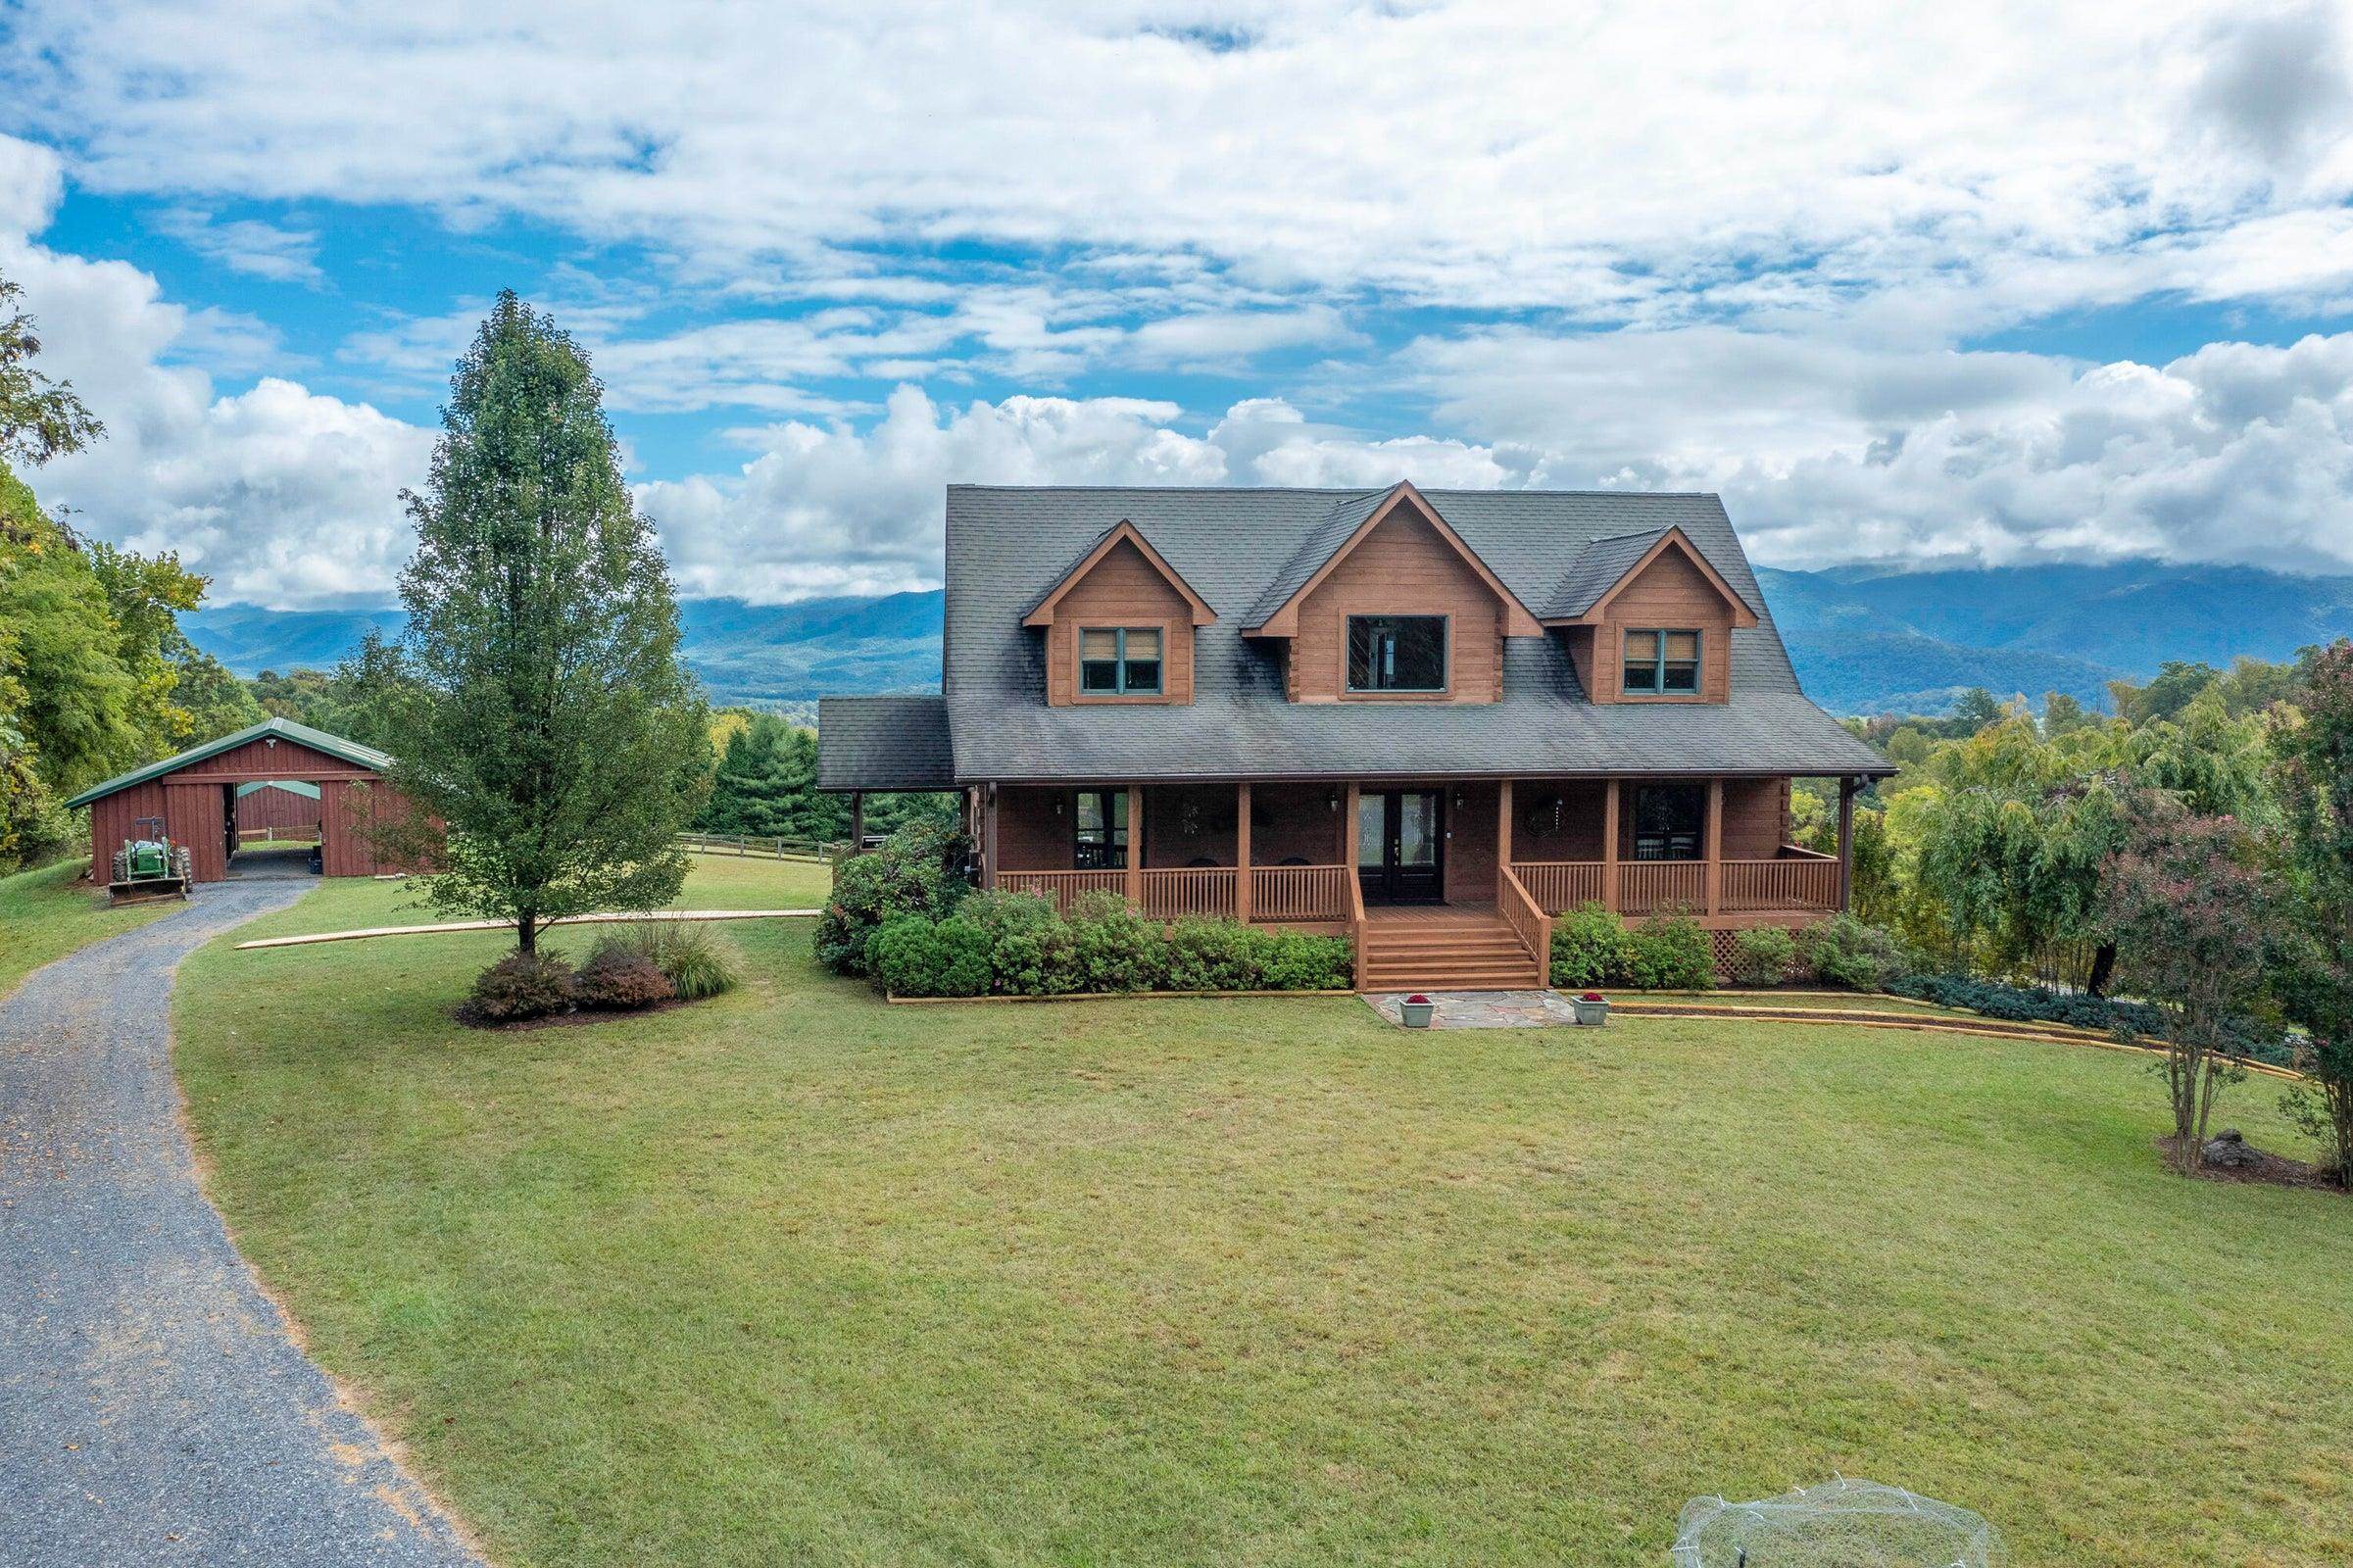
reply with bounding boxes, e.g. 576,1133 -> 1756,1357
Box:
1671,1479 -> 2005,1567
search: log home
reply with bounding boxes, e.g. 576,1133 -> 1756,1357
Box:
818,482 -> 1894,990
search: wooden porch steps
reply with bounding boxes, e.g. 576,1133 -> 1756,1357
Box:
1357,908 -> 1545,992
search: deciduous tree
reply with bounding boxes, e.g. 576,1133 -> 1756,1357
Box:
368,293 -> 710,953
2270,638 -> 2353,1186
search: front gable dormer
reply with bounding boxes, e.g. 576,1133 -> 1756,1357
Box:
1541,526 -> 1758,704
1023,519 -> 1213,707
1243,482 -> 1542,705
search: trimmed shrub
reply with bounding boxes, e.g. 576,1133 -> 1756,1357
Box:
1727,926 -> 1799,987
815,819 -> 968,975
1166,916 -> 1256,991
1625,913 -> 1714,990
573,943 -> 676,1010
869,913 -> 992,998
613,920 -> 742,1001
1550,902 -> 1632,989
1793,914 -> 1911,991
1066,891 -> 1168,993
466,951 -> 576,1023
1249,928 -> 1354,992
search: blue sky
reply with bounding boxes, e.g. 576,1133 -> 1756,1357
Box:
4,1 -> 2353,610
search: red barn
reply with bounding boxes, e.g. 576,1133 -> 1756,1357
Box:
66,716 -> 424,883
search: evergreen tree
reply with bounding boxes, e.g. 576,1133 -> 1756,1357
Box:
369,293 -> 710,953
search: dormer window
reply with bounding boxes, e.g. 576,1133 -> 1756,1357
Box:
1623,628 -> 1700,695
1347,614 -> 1447,693
1079,627 -> 1162,695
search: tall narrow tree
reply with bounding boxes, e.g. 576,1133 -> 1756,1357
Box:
370,293 -> 709,952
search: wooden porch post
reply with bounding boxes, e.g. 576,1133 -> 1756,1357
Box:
1837,775 -> 1857,912
1125,784 -> 1144,907
1496,778 -> 1514,892
1342,782 -> 1359,866
1704,777 -> 1724,915
1235,782 -> 1252,923
981,784 -> 999,889
1601,778 -> 1620,913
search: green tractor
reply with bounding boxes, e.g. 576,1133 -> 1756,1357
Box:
107,816 -> 195,905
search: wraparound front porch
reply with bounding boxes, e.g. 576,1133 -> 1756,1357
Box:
978,776 -> 1852,927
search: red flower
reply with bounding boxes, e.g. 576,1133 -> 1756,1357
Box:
1580,992 -> 1605,1003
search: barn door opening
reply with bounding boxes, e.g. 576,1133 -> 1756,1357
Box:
226,779 -> 324,879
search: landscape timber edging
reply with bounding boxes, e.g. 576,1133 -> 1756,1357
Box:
884,988 -> 1356,1005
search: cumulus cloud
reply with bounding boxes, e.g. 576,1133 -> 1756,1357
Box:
2,136 -> 431,608
12,1 -> 2353,324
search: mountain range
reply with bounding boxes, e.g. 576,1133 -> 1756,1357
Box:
182,562 -> 2353,719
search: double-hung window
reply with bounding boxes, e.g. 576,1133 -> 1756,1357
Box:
1079,627 -> 1162,695
1346,614 -> 1447,693
1072,789 -> 1128,868
1623,628 -> 1701,695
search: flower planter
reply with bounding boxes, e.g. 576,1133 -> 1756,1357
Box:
1572,993 -> 1610,1027
1399,994 -> 1436,1029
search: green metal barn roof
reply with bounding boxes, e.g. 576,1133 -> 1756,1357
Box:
236,779 -> 322,800
64,717 -> 392,809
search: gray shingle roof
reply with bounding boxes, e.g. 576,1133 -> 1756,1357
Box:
814,696 -> 956,790
1544,528 -> 1667,619
868,485 -> 1890,784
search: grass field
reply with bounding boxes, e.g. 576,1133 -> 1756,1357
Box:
0,857 -> 180,1003
172,865 -> 2353,1567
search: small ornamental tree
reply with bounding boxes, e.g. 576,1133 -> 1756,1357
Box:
368,293 -> 710,953
2098,796 -> 2280,1172
2270,638 -> 2353,1185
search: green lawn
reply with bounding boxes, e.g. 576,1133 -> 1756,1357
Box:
172,887 -> 2353,1567
0,857 -> 179,1003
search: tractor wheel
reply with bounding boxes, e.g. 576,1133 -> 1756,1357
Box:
112,849 -> 129,884
172,847 -> 194,886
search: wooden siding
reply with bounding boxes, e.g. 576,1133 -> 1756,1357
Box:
1142,783 -> 1237,867
1585,547 -> 1735,704
167,733 -> 370,782
996,786 -> 1075,871
86,781 -> 171,878
1721,776 -> 1790,858
166,783 -> 229,882
236,784 -> 323,834
1284,510 -> 1506,704
1440,781 -> 1497,904
1043,539 -> 1196,707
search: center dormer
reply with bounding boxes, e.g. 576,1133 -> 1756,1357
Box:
1242,482 -> 1543,704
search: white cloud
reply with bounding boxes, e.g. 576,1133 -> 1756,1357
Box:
152,207 -> 323,284
1,138 -> 432,608
12,0 -> 2353,326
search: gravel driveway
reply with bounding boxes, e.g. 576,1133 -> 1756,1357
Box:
0,881 -> 483,1566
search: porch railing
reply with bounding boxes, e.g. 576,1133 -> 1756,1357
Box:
1721,853 -> 1839,913
998,868 -> 1127,910
1509,845 -> 1842,917
1250,864 -> 1352,921
1510,860 -> 1604,913
1139,866 -> 1236,919
1497,864 -> 1550,964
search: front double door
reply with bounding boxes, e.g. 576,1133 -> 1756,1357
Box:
1357,788 -> 1444,904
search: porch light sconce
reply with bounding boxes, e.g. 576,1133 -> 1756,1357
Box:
1054,797 -> 1063,818
1326,790 -> 1339,812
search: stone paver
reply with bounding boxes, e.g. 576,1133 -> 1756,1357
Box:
0,881 -> 482,1567
1364,989 -> 1597,1028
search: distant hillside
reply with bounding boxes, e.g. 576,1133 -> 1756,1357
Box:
183,591 -> 948,706
1756,562 -> 2353,714
185,561 -> 2353,717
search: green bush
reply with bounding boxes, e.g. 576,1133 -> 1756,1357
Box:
1248,928 -> 1354,991
869,913 -> 993,998
1066,891 -> 1168,993
1881,972 -> 2294,1068
1726,926 -> 1798,987
1625,913 -> 1714,990
573,942 -> 676,1010
1793,914 -> 1911,991
815,819 -> 968,975
1550,902 -> 1632,988
1166,916 -> 1256,991
465,951 -> 577,1023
